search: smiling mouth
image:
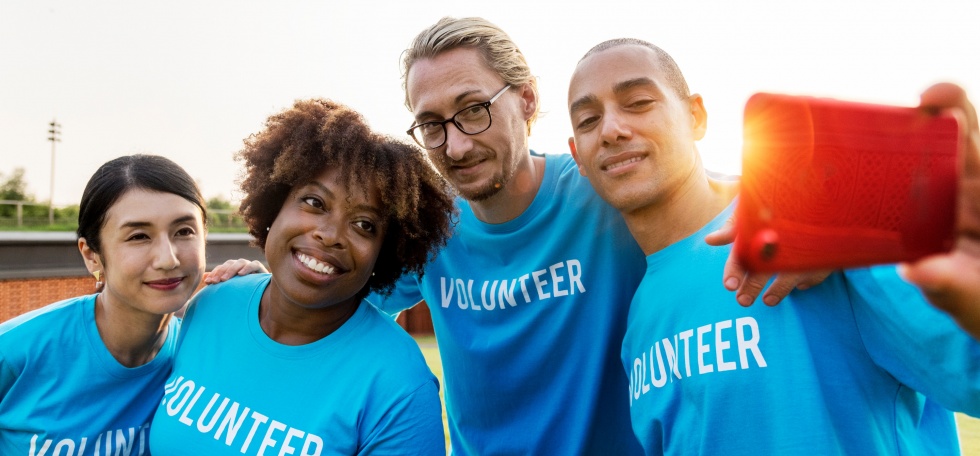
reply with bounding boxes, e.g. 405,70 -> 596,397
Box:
604,156 -> 643,172
145,277 -> 184,290
297,253 -> 338,275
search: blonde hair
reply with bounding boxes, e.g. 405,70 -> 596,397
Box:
402,16 -> 539,135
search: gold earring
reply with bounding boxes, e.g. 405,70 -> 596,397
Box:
94,270 -> 104,290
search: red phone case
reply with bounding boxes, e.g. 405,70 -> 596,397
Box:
735,92 -> 960,272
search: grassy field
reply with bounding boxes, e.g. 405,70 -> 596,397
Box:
413,336 -> 980,454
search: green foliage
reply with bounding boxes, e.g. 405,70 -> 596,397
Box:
207,195 -> 234,211
0,168 -> 33,202
205,195 -> 246,231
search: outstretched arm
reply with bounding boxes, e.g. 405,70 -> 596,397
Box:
900,82 -> 980,339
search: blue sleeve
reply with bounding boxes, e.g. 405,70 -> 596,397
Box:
359,380 -> 446,455
366,272 -> 424,315
846,265 -> 980,416
0,352 -> 15,402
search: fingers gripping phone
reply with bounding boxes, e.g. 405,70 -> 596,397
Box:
735,92 -> 960,272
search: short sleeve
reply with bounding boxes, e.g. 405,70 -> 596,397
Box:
367,272 -> 424,315
359,380 -> 446,455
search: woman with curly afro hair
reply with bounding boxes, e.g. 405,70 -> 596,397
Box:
150,99 -> 456,456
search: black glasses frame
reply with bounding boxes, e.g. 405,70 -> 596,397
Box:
407,84 -> 512,149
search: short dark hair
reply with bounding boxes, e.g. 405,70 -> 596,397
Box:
237,98 -> 456,296
77,154 -> 208,254
580,38 -> 691,99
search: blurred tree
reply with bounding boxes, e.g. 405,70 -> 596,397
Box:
207,196 -> 234,211
206,195 -> 244,229
0,168 -> 34,202
0,168 -> 39,219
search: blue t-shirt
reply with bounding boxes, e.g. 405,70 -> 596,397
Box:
372,153 -> 646,455
0,294 -> 178,455
150,274 -> 445,456
624,202 -> 980,455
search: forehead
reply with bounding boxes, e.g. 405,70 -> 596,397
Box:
568,45 -> 667,104
305,166 -> 381,205
104,189 -> 201,226
406,47 -> 503,115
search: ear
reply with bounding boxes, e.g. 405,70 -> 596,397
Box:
689,93 -> 708,141
518,82 -> 538,123
568,137 -> 587,177
78,238 -> 103,275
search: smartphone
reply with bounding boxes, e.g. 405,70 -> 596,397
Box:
734,92 -> 960,272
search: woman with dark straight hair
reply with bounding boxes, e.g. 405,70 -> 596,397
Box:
0,154 -> 258,454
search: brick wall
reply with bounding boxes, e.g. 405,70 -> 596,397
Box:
0,275 -> 434,336
0,276 -> 94,322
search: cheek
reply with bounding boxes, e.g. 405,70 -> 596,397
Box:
103,248 -> 143,284
179,240 -> 206,266
354,239 -> 384,272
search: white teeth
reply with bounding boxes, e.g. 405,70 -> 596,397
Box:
606,156 -> 642,171
297,253 -> 336,275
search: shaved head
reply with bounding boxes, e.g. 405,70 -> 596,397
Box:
578,38 -> 690,99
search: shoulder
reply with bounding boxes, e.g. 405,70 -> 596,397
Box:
0,295 -> 93,367
0,294 -> 91,339
546,152 -> 583,179
190,273 -> 270,309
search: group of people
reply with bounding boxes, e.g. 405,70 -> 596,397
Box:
1,14 -> 979,456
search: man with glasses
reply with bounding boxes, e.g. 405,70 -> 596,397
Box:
373,17 -> 818,454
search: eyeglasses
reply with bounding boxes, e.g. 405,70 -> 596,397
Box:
407,84 -> 511,149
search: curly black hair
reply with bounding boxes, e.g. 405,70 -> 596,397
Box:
237,98 -> 457,296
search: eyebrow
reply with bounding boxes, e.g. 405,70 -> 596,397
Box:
120,214 -> 198,230
303,180 -> 382,216
414,89 -> 485,122
569,77 -> 659,115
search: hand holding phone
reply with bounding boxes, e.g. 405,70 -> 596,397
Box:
735,92 -> 960,272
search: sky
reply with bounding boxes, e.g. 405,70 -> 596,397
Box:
1,0 -> 977,206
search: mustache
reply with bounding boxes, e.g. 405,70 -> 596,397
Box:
434,149 -> 493,166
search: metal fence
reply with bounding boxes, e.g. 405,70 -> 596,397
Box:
0,200 -> 245,230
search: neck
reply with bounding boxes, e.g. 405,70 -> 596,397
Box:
469,153 -> 546,224
259,281 -> 361,346
94,293 -> 171,368
623,163 -> 738,256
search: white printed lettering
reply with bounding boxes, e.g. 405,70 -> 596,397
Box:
215,402 -> 251,445
481,281 -> 495,310
736,317 -> 767,368
549,263 -> 568,297
197,395 -> 230,433
697,324 -> 714,374
279,428 -> 305,456
531,269 -> 550,299
241,411 -> 269,453
678,329 -> 694,377
440,277 -> 454,308
257,420 -> 287,456
166,379 -> 195,417
178,385 -> 206,425
628,317 -> 768,404
566,259 -> 585,294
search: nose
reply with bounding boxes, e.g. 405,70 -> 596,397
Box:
152,238 -> 180,270
599,110 -> 632,146
443,122 -> 474,162
313,220 -> 346,249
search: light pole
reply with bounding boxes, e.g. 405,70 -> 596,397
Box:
47,120 -> 61,225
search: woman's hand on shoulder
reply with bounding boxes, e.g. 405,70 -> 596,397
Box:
204,259 -> 267,285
